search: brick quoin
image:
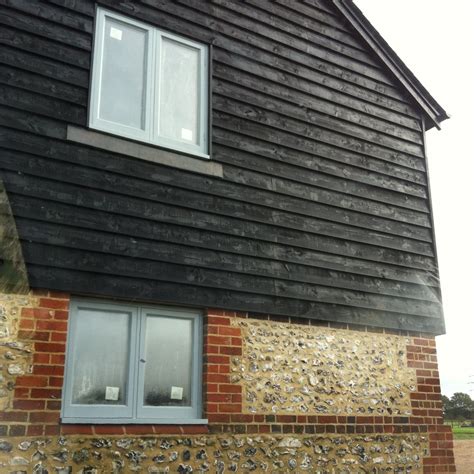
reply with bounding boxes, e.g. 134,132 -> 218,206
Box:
2,291 -> 70,436
3,301 -> 455,472
407,337 -> 456,472
204,309 -> 244,423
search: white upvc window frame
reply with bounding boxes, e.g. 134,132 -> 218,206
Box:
61,299 -> 205,424
89,7 -> 209,159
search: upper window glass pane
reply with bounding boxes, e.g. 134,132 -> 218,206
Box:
159,38 -> 200,146
71,307 -> 130,406
143,315 -> 193,407
99,17 -> 148,130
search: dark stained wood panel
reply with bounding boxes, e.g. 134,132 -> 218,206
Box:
0,4 -> 91,50
213,80 -> 424,152
214,140 -> 429,202
0,45 -> 89,88
21,242 -> 442,319
213,129 -> 429,192
0,0 -> 93,33
0,64 -> 88,106
46,0 -> 96,17
209,0 -> 381,71
214,97 -> 425,166
0,131 -> 432,235
213,60 -> 422,138
236,0 -> 370,55
15,218 -> 439,302
213,110 -> 425,176
27,265 -> 444,334
0,105 -> 66,139
212,40 -> 418,119
3,171 -> 436,269
201,0 -> 385,75
0,24 -> 90,68
0,83 -> 86,125
0,0 -> 445,334
10,195 -> 439,287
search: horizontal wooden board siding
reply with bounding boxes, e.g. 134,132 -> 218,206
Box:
0,0 -> 444,333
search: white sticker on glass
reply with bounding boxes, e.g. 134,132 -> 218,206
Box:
170,386 -> 184,400
181,128 -> 193,141
110,27 -> 123,41
105,386 -> 120,401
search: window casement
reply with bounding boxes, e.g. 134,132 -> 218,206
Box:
89,8 -> 209,158
61,299 -> 204,424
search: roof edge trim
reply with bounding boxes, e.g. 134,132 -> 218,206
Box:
332,0 -> 449,130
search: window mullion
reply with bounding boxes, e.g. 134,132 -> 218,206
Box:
131,307 -> 143,420
146,28 -> 155,143
136,307 -> 148,419
125,305 -> 137,420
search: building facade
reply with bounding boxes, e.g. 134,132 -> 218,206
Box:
0,0 -> 455,472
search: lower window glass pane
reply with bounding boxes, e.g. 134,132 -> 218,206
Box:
71,308 -> 130,405
143,316 -> 193,407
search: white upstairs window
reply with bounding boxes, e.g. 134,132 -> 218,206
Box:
90,8 -> 209,158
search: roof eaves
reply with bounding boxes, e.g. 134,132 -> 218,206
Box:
332,0 -> 449,130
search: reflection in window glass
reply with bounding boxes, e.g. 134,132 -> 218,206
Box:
143,316 -> 193,407
100,17 -> 147,129
71,309 -> 130,405
159,38 -> 200,145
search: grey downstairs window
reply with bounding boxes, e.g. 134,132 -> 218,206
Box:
62,299 -> 204,424
90,8 -> 209,158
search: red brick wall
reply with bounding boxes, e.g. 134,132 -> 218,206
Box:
1,295 -> 455,472
204,310 -> 243,425
407,338 -> 456,472
7,290 -> 68,437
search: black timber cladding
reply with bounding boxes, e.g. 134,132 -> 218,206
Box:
0,0 -> 445,334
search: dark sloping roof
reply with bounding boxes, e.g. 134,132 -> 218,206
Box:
332,0 -> 449,130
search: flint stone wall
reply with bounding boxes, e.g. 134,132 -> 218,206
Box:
0,433 -> 428,473
232,319 -> 416,416
0,293 -> 36,412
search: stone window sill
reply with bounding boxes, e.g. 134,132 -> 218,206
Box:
67,125 -> 223,178
61,418 -> 209,425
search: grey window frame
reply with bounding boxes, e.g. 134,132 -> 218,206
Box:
61,299 -> 205,424
89,7 -> 209,158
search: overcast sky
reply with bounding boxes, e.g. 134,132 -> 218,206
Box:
355,0 -> 474,397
